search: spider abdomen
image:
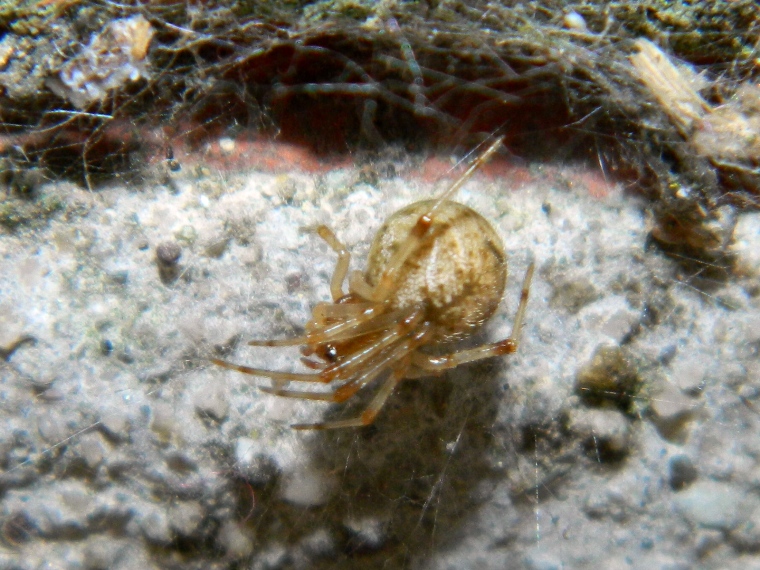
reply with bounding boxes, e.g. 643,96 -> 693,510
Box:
365,199 -> 507,343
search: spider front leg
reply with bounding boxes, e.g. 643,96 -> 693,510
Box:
409,262 -> 535,375
316,225 -> 350,302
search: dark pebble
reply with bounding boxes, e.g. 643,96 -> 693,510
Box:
156,241 -> 182,265
669,454 -> 698,491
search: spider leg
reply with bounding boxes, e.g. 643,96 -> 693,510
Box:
292,360 -> 410,430
262,328 -> 424,408
349,137 -> 504,304
213,309 -> 426,386
259,378 -> 362,402
310,300 -> 374,325
322,309 -> 422,380
259,361 -> 383,404
248,305 -> 412,348
410,261 -> 535,372
300,356 -> 326,370
209,358 -> 328,383
316,225 -> 350,302
509,261 -> 535,347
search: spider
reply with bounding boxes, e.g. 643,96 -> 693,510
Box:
211,137 -> 535,429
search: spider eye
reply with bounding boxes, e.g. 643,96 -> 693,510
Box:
323,344 -> 338,362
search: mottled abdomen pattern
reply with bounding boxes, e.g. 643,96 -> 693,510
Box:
365,199 -> 507,342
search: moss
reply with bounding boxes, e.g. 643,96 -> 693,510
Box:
0,0 -> 83,36
0,192 -> 65,231
574,345 -> 644,414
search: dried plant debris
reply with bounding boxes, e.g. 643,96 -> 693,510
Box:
46,15 -> 155,109
630,39 -> 758,264
0,1 -> 757,255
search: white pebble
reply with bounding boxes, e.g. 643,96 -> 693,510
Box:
77,432 -> 106,469
37,414 -> 67,444
194,385 -> 229,421
569,408 -> 631,456
563,11 -> 588,31
234,437 -> 278,485
139,507 -> 172,545
218,137 -> 236,155
669,354 -> 710,394
217,521 -> 254,559
279,466 -> 335,507
731,212 -> 760,277
169,501 -> 205,537
648,381 -> 700,441
674,480 -> 748,530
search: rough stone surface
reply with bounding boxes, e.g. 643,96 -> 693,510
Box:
1,140 -> 759,569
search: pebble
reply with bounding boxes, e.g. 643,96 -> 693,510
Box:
674,480 -> 747,530
155,240 -> 182,283
648,382 -> 700,442
37,413 -> 68,445
217,520 -> 254,560
98,407 -> 132,441
169,501 -> 205,538
574,345 -> 640,409
193,385 -> 229,422
138,507 -> 172,545
568,408 -> 631,460
12,343 -> 61,386
669,354 -> 710,394
550,276 -> 598,313
299,529 -> 336,558
731,212 -> 760,277
155,241 -> 182,265
279,466 -> 335,507
730,504 -> 760,551
563,11 -> 588,31
218,137 -> 236,155
76,432 -> 107,469
47,15 -> 154,109
342,516 -> 387,551
234,437 -> 279,486
668,454 -> 698,491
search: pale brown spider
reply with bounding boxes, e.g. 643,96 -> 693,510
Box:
211,138 -> 535,429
